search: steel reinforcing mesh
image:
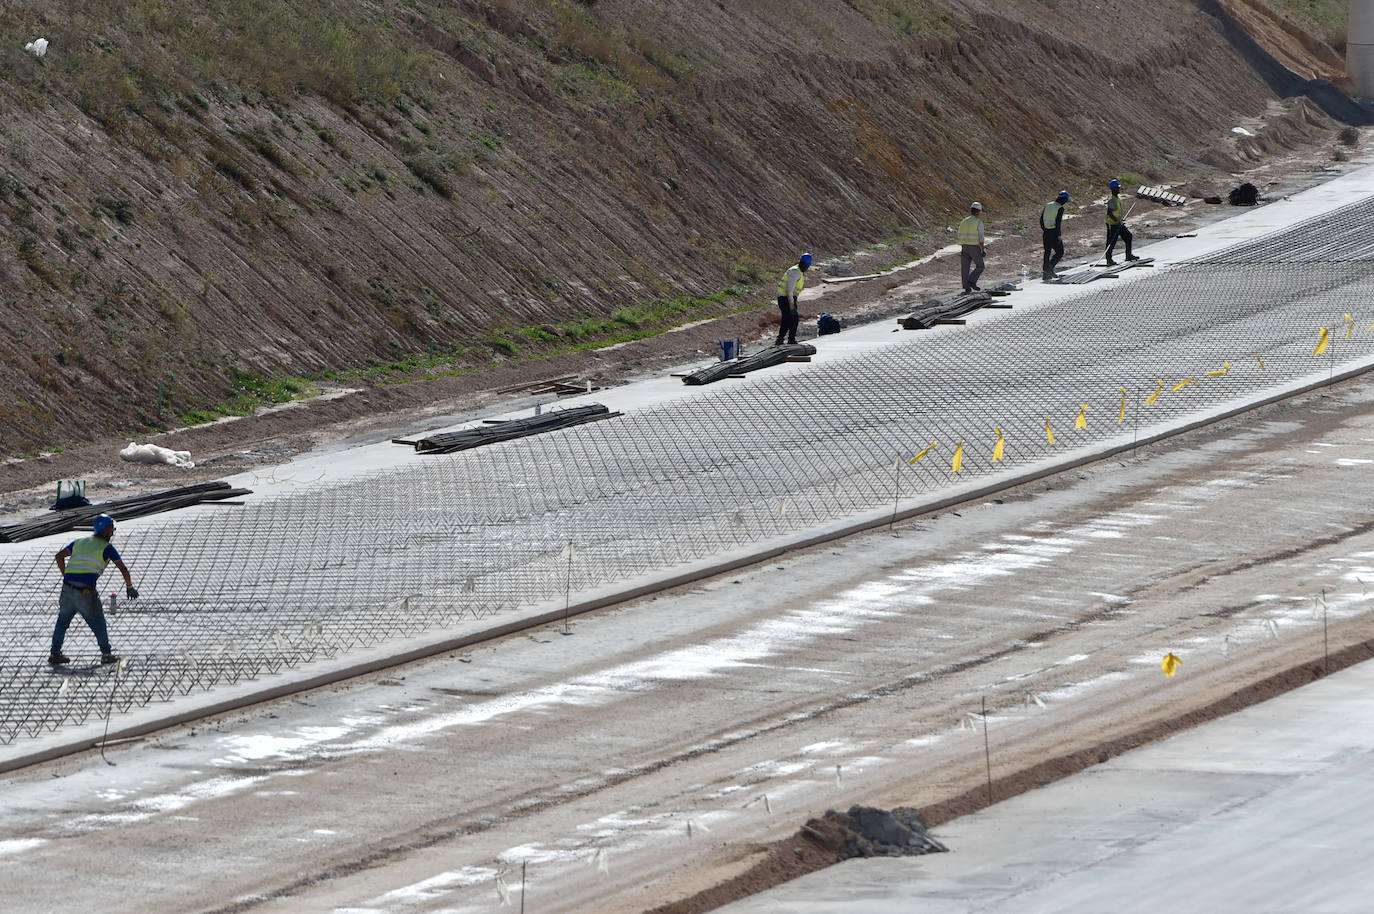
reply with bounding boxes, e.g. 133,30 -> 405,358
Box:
2,204 -> 1372,744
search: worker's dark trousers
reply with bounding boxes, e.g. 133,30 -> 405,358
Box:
776,296 -> 799,345
52,584 -> 112,655
1042,230 -> 1063,278
960,245 -> 984,291
1105,224 -> 1133,261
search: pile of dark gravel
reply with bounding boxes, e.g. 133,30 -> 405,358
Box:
814,805 -> 949,859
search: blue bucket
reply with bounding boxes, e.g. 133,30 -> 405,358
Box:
718,339 -> 739,361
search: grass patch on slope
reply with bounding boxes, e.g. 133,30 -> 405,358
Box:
1270,0 -> 1349,46
3,0 -> 435,126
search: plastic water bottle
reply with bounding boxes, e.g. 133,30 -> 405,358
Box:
1019,263 -> 1029,284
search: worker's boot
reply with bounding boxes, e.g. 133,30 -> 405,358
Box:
101,653 -> 120,665
48,651 -> 69,666
1104,258 -> 1117,266
1126,253 -> 1140,261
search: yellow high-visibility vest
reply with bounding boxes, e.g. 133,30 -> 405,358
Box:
1041,201 -> 1062,230
1106,195 -> 1124,226
957,216 -> 984,246
776,265 -> 805,300
65,536 -> 112,577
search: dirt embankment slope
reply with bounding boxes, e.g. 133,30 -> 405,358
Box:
0,0 -> 1353,457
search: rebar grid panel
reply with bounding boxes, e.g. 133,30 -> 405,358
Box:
3,218 -> 1374,744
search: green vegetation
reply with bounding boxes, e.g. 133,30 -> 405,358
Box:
1271,0 -> 1348,46
483,332 -> 520,356
5,0 -> 435,133
851,0 -> 960,37
161,282 -> 754,423
179,407 -> 219,426
224,367 -> 309,412
179,367 -> 313,425
93,197 -> 134,224
403,153 -> 455,198
308,287 -> 755,389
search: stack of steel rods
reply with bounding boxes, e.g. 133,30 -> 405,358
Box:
0,483 -> 252,543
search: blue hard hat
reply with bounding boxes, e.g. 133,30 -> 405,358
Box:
92,514 -> 115,535
799,252 -> 813,266
1057,190 -> 1070,201
1108,179 -> 1121,190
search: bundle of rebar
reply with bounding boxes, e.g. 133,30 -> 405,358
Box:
899,290 -> 994,329
682,343 -> 817,385
413,404 -> 620,454
1055,258 -> 1154,285
0,482 -> 252,544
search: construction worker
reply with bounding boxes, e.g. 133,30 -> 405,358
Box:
775,252 -> 812,346
1104,179 -> 1138,266
50,513 -> 137,665
958,202 -> 985,293
1041,190 -> 1069,281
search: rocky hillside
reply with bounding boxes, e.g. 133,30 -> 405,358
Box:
0,0 -> 1355,456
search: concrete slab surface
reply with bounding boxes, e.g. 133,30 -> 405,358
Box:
719,658 -> 1374,914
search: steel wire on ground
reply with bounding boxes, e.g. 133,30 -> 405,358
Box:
3,200 -> 1374,746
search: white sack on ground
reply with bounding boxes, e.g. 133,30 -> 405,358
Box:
120,442 -> 195,468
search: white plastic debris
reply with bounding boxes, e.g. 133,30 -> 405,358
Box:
24,38 -> 48,58
1232,126 -> 1254,136
119,442 -> 195,468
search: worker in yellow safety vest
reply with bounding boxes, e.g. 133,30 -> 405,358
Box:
1104,179 -> 1138,266
1041,190 -> 1069,281
50,513 -> 138,665
775,252 -> 812,346
958,202 -> 985,293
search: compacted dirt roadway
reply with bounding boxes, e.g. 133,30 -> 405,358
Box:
4,367 -> 1374,913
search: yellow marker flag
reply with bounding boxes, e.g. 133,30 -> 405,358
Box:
1075,404 -> 1087,430
1255,353 -> 1265,371
1314,327 -> 1330,356
1346,314 -> 1355,339
1118,388 -> 1127,423
952,440 -> 964,473
908,442 -> 938,465
993,428 -> 1005,463
1207,361 -> 1230,378
1161,653 -> 1182,677
1366,320 -> 1374,332
1044,416 -> 1055,445
1171,377 -> 1197,392
1144,379 -> 1164,405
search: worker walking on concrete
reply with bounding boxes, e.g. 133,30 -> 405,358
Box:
50,513 -> 137,665
958,202 -> 985,293
1104,179 -> 1138,266
1041,190 -> 1069,281
775,252 -> 812,346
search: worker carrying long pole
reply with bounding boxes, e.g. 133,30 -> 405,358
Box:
50,513 -> 138,666
775,252 -> 812,346
1104,179 -> 1139,266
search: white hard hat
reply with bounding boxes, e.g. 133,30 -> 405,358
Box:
970,201 -> 983,210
